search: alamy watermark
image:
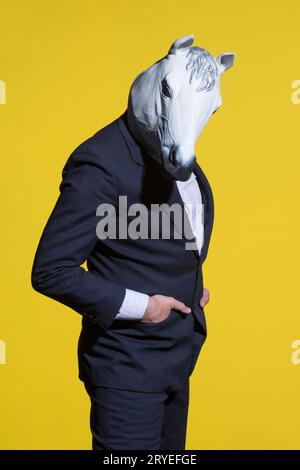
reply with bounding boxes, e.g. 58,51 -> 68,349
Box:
95,196 -> 204,251
0,80 -> 6,104
0,340 -> 6,364
291,339 -> 300,365
291,80 -> 300,104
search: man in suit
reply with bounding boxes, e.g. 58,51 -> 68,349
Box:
31,35 -> 234,449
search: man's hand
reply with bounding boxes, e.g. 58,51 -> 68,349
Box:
200,288 -> 210,308
141,295 -> 191,324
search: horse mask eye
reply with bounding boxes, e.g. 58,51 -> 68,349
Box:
161,78 -> 172,99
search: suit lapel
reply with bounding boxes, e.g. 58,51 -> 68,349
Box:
117,110 -> 146,167
193,162 -> 214,263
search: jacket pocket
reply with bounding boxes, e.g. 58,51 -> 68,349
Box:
136,309 -> 176,328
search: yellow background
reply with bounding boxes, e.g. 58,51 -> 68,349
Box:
1,0 -> 300,450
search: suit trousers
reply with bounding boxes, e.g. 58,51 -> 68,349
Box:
84,379 -> 190,450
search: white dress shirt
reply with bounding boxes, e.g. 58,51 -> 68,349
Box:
116,171 -> 204,320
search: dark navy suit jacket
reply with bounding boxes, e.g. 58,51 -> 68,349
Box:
31,110 -> 214,392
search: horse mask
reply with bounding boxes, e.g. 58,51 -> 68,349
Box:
126,34 -> 235,181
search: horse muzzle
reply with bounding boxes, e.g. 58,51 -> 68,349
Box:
161,145 -> 196,182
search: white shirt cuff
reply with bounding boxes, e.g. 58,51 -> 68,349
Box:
116,289 -> 149,320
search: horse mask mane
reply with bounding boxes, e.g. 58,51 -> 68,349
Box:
126,34 -> 235,181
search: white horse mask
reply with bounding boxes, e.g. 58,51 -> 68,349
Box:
126,34 -> 235,181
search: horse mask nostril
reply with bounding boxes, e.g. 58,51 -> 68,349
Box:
169,145 -> 180,167
170,146 -> 177,166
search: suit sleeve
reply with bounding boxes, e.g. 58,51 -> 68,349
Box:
31,148 -> 126,331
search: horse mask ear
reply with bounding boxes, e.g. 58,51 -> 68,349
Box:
216,53 -> 235,74
168,34 -> 194,54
